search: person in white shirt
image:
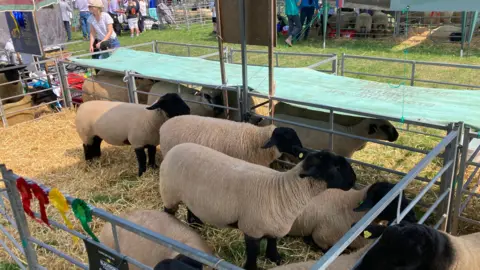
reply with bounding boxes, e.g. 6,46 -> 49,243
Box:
59,0 -> 73,41
87,0 -> 121,58
0,39 -> 22,66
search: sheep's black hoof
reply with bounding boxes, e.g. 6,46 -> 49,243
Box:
266,251 -> 283,265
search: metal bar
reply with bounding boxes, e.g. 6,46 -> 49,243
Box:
310,130 -> 458,270
467,142 -> 480,164
1,166 -> 39,268
418,189 -> 451,224
451,126 -> 471,234
0,97 -> 7,128
0,223 -> 26,256
155,41 -> 218,49
438,123 -> 455,230
126,71 -> 139,104
267,0 -> 275,119
413,79 -> 480,89
342,71 -> 408,81
230,49 -> 335,57
112,224 -> 121,253
398,160 -> 453,222
29,237 -> 88,269
332,54 -> 337,75
239,0 -> 248,122
306,56 -> 337,69
58,62 -> 72,108
248,92 -> 448,130
434,215 -> 447,229
458,215 -> 480,226
328,109 -> 334,151
69,42 -> 156,59
80,77 -> 128,90
251,113 -> 431,155
343,54 -> 415,64
275,53 -> 279,67
410,61 -> 416,86
395,126 -> 444,138
135,90 -> 239,112
0,238 -> 27,270
198,51 -> 220,59
5,99 -> 62,116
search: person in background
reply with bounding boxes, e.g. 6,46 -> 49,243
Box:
138,0 -> 147,32
60,0 -> 73,41
0,39 -> 22,66
299,0 -> 319,41
209,0 -> 216,34
126,0 -> 140,37
75,0 -> 91,40
285,0 -> 301,46
88,0 -> 121,58
108,0 -> 119,14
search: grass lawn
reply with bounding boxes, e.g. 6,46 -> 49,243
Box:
0,23 -> 478,269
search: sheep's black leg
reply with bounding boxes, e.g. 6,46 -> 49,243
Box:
83,144 -> 93,160
91,136 -> 102,158
146,145 -> 158,169
302,235 -> 323,252
163,205 -> 178,215
135,147 -> 147,176
265,237 -> 283,265
186,208 -> 204,226
243,234 -> 261,270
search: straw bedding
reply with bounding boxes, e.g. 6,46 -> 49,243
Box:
0,109 -> 478,269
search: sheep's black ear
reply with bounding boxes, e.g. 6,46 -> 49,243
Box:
368,123 -> 378,135
154,255 -> 201,270
262,127 -> 303,156
146,93 -> 191,118
353,197 -> 375,212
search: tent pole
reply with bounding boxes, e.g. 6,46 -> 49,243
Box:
460,11 -> 467,57
214,0 -> 228,118
239,0 -> 248,121
323,2 -> 328,49
268,0 -> 275,119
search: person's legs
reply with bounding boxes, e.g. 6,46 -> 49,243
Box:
128,18 -> 135,37
299,8 -> 307,40
286,15 -> 301,46
135,18 -> 140,35
63,21 -> 72,41
212,17 -> 217,33
80,11 -> 91,39
303,7 -> 315,40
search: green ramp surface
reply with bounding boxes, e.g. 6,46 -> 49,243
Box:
69,48 -> 480,130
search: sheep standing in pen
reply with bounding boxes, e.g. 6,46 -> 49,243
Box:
148,81 -> 224,118
288,181 -> 417,252
99,210 -> 212,270
75,93 -> 190,176
0,64 -> 27,104
159,114 -> 305,168
81,70 -> 155,104
159,143 -> 357,270
355,13 -> 373,37
259,113 -> 399,158
354,222 -> 480,270
371,10 -> 389,38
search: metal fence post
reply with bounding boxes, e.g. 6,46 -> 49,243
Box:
0,98 -> 8,128
438,123 -> 460,232
332,54 -> 338,75
0,165 -> 40,269
58,62 -> 72,108
410,61 -> 416,86
451,125 -> 470,235
125,71 -> 138,104
275,53 -> 279,67
183,5 -> 190,30
340,53 -> 345,76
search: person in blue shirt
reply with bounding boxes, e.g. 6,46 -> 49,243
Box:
285,0 -> 301,46
299,0 -> 319,40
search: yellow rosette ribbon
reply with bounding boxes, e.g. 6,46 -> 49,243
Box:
48,188 -> 79,244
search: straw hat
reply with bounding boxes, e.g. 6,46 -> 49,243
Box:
88,0 -> 104,8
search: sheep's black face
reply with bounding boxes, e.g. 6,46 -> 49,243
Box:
298,150 -> 356,191
1,64 -> 26,84
208,93 -> 225,117
262,127 -> 303,156
353,182 -> 417,224
368,122 -> 399,142
146,93 -> 191,117
153,256 -> 201,270
354,223 -> 454,270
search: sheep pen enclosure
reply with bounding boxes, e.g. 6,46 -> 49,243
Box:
0,40 -> 479,269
